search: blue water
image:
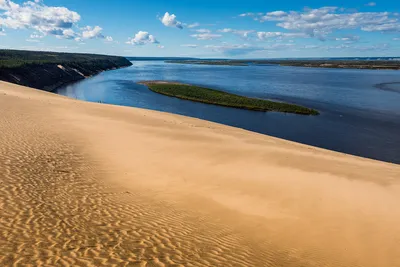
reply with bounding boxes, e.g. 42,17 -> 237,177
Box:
55,61 -> 400,164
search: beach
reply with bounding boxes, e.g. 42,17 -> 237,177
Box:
1,80 -> 400,266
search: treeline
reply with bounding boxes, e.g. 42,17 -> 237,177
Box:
0,49 -> 132,91
0,49 -> 131,68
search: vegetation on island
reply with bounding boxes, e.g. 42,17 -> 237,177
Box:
140,81 -> 319,115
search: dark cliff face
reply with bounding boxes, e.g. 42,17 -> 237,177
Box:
0,54 -> 132,91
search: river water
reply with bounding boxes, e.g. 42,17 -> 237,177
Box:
55,61 -> 400,164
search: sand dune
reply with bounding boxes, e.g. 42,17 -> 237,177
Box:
0,81 -> 399,266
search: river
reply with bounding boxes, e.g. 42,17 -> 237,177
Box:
55,61 -> 400,164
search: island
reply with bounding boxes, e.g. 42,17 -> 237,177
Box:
139,81 -> 319,115
0,49 -> 132,91
166,59 -> 400,70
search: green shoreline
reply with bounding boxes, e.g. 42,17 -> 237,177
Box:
139,81 -> 319,116
166,60 -> 400,70
0,49 -> 132,91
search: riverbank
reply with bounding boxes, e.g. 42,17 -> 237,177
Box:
0,49 -> 132,91
140,81 -> 319,115
1,80 -> 399,266
167,59 -> 400,70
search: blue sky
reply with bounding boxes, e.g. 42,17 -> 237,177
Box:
1,0 -> 400,58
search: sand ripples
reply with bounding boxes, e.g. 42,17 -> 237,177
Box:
1,83 -> 400,267
0,98 -> 263,266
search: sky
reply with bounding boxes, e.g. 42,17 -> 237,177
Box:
1,0 -> 400,58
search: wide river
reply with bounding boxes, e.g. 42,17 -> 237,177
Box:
55,61 -> 400,164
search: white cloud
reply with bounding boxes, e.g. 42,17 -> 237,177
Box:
334,35 -> 360,42
82,26 -> 104,39
30,33 -> 44,39
0,0 -> 22,11
181,44 -> 198,48
325,43 -> 389,51
157,45 -> 165,49
187,22 -> 200,28
0,26 -> 5,36
238,12 -> 263,17
17,44 -> 80,52
0,0 -> 111,41
295,42 -> 390,52
302,45 -> 320,49
190,33 -> 222,40
365,2 -> 376,7
26,38 -> 40,42
59,28 -> 78,40
0,0 -> 80,38
161,12 -> 183,29
257,31 -> 307,40
218,28 -> 255,38
127,31 -> 159,45
81,26 -> 113,42
205,43 -> 296,56
218,28 -> 233,33
205,44 -> 266,56
195,28 -> 211,33
240,7 -> 400,40
362,23 -> 400,32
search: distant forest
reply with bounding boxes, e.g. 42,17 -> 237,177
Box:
0,49 -> 132,91
0,49 -> 130,68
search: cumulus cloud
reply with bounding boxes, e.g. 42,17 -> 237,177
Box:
181,44 -> 198,48
161,12 -> 183,29
127,31 -> 159,45
60,28 -> 79,40
82,26 -> 103,39
80,26 -> 113,42
0,0 -> 111,41
0,0 -> 80,37
190,32 -> 222,40
365,2 -> 376,7
240,7 -> 400,40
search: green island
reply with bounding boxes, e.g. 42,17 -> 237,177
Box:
140,81 -> 319,115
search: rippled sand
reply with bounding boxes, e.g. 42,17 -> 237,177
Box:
1,81 -> 399,266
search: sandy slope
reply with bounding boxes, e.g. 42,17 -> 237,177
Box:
0,81 -> 399,267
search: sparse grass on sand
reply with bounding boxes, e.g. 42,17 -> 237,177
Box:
140,81 -> 319,115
